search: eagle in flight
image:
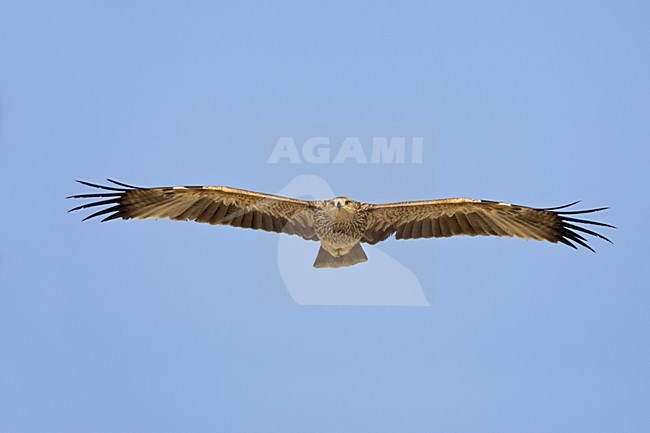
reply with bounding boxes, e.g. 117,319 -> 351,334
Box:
69,180 -> 613,268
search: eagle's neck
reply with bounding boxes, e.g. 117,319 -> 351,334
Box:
333,209 -> 356,223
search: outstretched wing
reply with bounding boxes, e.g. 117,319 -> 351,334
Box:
68,179 -> 319,240
362,198 -> 613,251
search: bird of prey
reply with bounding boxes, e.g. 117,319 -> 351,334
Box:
68,180 -> 613,268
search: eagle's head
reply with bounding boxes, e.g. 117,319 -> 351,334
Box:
331,196 -> 358,209
325,197 -> 360,220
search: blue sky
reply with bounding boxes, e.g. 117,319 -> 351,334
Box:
1,1 -> 649,432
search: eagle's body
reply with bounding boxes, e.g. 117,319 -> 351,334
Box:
312,197 -> 369,267
69,180 -> 613,268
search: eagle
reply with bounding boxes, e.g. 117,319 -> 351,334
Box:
68,179 -> 613,268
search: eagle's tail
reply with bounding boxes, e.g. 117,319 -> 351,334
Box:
313,243 -> 368,269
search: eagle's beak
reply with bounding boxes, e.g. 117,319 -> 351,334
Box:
337,202 -> 342,209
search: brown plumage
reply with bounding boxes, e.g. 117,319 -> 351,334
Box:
68,180 -> 614,268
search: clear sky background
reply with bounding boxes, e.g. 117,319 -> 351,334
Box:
1,1 -> 649,432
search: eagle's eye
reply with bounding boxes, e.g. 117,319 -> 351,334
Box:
345,200 -> 351,205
